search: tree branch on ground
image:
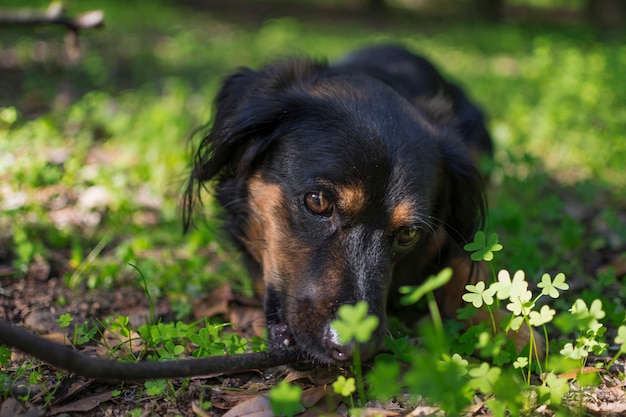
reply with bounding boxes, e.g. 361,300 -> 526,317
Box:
0,2 -> 105,60
0,320 -> 302,381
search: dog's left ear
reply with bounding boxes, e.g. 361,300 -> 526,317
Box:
438,137 -> 487,246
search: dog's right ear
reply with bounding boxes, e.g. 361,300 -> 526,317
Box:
183,59 -> 326,230
182,68 -> 260,230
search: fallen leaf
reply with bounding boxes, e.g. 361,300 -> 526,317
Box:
586,401 -> 626,413
228,305 -> 265,338
356,408 -> 401,416
41,332 -> 73,346
50,379 -> 93,406
558,366 -> 603,380
191,400 -> 212,417
407,406 -> 443,416
301,386 -> 330,407
222,395 -> 273,417
209,388 -> 258,410
284,368 -> 341,385
193,284 -> 234,319
48,390 -> 113,415
597,253 -> 626,278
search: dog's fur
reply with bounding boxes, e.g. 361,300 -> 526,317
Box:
184,45 -> 494,365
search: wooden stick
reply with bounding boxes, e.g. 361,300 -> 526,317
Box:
0,320 -> 302,381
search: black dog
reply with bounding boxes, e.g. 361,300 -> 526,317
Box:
184,45 -> 493,365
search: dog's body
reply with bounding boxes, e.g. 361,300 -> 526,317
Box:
185,45 -> 492,365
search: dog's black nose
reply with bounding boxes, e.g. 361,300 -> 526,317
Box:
324,324 -> 355,362
327,338 -> 355,362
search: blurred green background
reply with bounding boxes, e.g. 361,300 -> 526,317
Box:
0,0 -> 625,319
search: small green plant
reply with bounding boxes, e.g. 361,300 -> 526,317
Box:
74,321 -> 99,345
399,267 -> 453,339
332,375 -> 356,398
268,380 -> 303,417
331,300 -> 379,405
144,379 -> 168,396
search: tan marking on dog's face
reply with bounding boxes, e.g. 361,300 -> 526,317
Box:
389,200 -> 416,230
336,184 -> 366,217
246,175 -> 313,294
246,175 -> 286,290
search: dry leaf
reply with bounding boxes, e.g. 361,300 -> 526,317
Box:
597,254 -> 626,277
407,406 -> 443,416
193,284 -> 234,319
356,408 -> 401,416
558,366 -> 603,380
228,305 -> 265,338
41,332 -> 73,346
48,390 -> 113,415
222,395 -> 273,417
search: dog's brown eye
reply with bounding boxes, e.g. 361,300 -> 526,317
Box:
304,192 -> 333,217
396,227 -> 419,246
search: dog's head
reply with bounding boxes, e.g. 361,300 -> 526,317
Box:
185,58 -> 485,365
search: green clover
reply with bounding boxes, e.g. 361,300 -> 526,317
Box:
144,379 -> 167,396
505,284 -> 533,317
462,281 -> 496,308
438,353 -> 469,376
528,305 -> 556,327
537,272 -> 569,298
560,342 -> 588,360
331,301 -> 379,344
0,345 -> 11,366
513,356 -> 528,369
491,269 -> 526,301
366,358 -> 402,400
615,325 -> 626,354
464,231 -> 503,262
467,362 -> 501,394
332,375 -> 356,397
570,299 -> 605,321
268,381 -> 303,417
57,313 -> 73,328
537,373 -> 570,406
399,267 -> 452,305
509,315 -> 524,331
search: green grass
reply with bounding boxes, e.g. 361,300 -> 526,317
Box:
1,0 -> 626,415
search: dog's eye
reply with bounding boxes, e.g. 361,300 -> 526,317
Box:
395,227 -> 419,246
304,192 -> 333,217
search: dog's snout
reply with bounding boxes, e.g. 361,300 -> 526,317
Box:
325,324 -> 355,362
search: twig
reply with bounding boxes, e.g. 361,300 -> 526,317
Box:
0,2 -> 105,60
0,2 -> 104,31
0,320 -> 302,381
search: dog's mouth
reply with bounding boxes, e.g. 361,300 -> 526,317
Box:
266,314 -> 383,368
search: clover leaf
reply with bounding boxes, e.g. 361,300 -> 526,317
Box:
464,231 -> 503,262
491,270 -> 526,301
615,325 -> 626,354
506,285 -> 533,317
513,356 -> 528,369
560,342 -> 588,360
331,301 -> 379,344
528,305 -> 556,327
462,281 -> 496,308
468,362 -> 501,394
332,375 -> 356,397
57,313 -> 73,328
269,381 -> 303,417
537,272 -> 569,298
